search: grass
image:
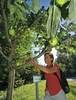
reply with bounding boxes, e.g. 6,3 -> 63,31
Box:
67,81 -> 76,100
0,80 -> 76,100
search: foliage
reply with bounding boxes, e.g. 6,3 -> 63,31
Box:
0,0 -> 35,91
56,36 -> 76,77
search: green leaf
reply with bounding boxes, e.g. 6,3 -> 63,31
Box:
9,5 -> 16,15
49,37 -> 59,46
9,28 -> 15,36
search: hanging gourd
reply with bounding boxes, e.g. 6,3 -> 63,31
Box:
55,0 -> 71,19
56,0 -> 66,6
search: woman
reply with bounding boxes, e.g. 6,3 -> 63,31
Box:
31,52 -> 67,100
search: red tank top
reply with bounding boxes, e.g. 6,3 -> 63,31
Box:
44,65 -> 62,95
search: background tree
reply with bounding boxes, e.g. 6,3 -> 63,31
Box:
0,0 -> 31,99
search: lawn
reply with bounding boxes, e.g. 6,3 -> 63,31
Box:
0,80 -> 76,100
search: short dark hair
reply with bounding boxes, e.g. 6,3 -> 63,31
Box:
44,52 -> 54,59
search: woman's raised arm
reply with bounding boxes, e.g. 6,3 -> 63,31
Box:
30,59 -> 58,73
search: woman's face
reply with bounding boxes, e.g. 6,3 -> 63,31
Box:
44,54 -> 54,66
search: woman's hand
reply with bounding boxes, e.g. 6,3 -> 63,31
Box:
30,58 -> 41,73
30,58 -> 40,71
30,58 -> 38,66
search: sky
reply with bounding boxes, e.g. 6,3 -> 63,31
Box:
40,0 -> 50,9
26,0 -> 51,9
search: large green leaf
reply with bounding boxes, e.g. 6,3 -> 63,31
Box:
32,0 -> 40,13
46,5 -> 60,38
69,0 -> 76,20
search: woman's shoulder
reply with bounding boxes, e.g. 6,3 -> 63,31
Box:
53,63 -> 60,69
54,63 -> 59,66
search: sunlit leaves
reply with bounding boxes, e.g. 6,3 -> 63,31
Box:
9,5 -> 16,15
9,4 -> 25,21
68,47 -> 76,53
16,29 -> 34,58
9,28 -> 15,37
49,36 -> 59,46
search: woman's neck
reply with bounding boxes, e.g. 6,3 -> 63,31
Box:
47,63 -> 53,68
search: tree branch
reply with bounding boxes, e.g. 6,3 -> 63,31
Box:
1,0 -> 12,46
0,46 -> 10,61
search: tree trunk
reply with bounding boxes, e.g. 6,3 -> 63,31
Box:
6,43 -> 16,100
1,0 -> 16,100
6,67 -> 15,100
